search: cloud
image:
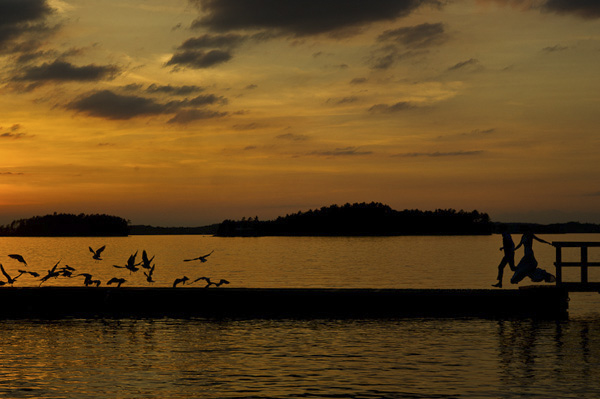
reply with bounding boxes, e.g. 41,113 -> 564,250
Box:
0,0 -> 54,49
350,77 -> 367,85
177,33 -> 246,50
392,150 -> 484,157
377,22 -> 447,49
13,60 -> 120,82
276,133 -> 309,141
446,58 -> 480,72
0,124 -> 32,139
369,101 -> 415,113
166,49 -> 232,69
190,0 -> 442,37
326,96 -> 359,105
167,109 -> 228,124
145,84 -> 205,96
310,146 -> 372,156
543,0 -> 600,18
67,90 -> 227,121
68,90 -> 171,120
542,44 -> 568,52
478,0 -> 600,19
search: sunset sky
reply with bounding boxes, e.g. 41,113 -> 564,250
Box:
1,0 -> 599,226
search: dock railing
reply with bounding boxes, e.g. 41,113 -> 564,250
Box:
553,241 -> 600,291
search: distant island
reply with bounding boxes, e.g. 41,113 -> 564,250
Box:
215,202 -> 493,236
2,204 -> 600,237
0,213 -> 129,237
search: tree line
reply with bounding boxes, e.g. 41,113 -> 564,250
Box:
0,213 -> 129,237
216,202 -> 493,236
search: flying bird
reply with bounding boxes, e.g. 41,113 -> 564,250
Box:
191,276 -> 229,288
144,264 -> 156,283
107,277 -> 126,287
39,260 -> 62,286
18,269 -> 40,278
0,263 -> 22,285
113,251 -> 141,273
173,276 -> 189,287
140,250 -> 155,269
184,250 -> 214,263
89,245 -> 106,260
8,254 -> 27,266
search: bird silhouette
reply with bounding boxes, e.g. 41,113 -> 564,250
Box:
89,245 -> 106,260
183,250 -> 214,263
107,277 -> 126,287
173,276 -> 189,287
8,254 -> 27,266
0,263 -> 22,285
113,251 -> 140,273
39,260 -> 62,286
77,273 -> 94,286
18,269 -> 40,278
140,250 -> 155,269
144,264 -> 156,283
191,276 -> 229,288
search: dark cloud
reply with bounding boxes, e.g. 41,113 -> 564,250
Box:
350,77 -> 368,85
543,0 -> 600,18
178,33 -> 246,49
369,23 -> 448,69
68,90 -> 229,122
190,0 -> 442,37
167,109 -> 228,124
327,96 -> 359,105
0,124 -> 31,139
0,172 -> 24,175
377,22 -> 447,48
369,101 -> 415,113
68,90 -> 170,120
13,60 -> 120,82
166,49 -> 232,69
310,146 -> 372,156
542,44 -> 568,52
146,84 -> 205,96
446,58 -> 480,71
393,150 -> 484,157
0,0 -> 54,48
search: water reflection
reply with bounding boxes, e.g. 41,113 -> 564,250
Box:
496,318 -> 600,397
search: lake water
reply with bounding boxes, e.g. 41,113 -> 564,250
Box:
0,234 -> 599,398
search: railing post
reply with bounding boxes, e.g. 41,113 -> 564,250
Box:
555,244 -> 562,285
581,246 -> 588,284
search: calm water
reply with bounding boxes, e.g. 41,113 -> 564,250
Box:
0,234 -> 599,398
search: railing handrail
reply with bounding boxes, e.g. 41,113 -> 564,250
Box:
553,241 -> 600,287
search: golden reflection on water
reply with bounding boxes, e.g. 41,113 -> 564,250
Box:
0,318 -> 598,398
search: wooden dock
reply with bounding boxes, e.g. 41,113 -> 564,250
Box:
0,286 -> 569,319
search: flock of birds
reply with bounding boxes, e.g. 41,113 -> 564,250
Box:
0,247 -> 230,288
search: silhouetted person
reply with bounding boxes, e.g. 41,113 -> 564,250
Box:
492,228 -> 515,288
510,227 -> 553,284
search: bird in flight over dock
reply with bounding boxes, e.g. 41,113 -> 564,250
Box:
184,250 -> 214,263
107,277 -> 126,287
140,250 -> 155,269
192,276 -> 229,288
113,251 -> 141,273
8,254 -> 27,266
39,260 -> 62,286
0,263 -> 22,285
173,276 -> 189,287
89,245 -> 106,261
18,269 -> 40,278
144,264 -> 156,283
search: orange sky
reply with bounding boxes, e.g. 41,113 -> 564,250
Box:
1,0 -> 599,226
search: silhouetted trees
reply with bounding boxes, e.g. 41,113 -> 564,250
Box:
0,213 -> 129,236
216,202 -> 493,236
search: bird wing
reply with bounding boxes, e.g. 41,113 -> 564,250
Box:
97,245 -> 106,255
183,257 -> 199,262
0,264 -> 11,280
50,260 -> 61,273
8,254 -> 26,265
89,247 -> 95,254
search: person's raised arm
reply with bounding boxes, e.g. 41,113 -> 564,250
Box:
532,234 -> 552,246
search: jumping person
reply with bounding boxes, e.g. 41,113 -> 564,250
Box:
492,228 -> 515,288
510,227 -> 554,285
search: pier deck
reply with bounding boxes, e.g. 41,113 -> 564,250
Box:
0,286 -> 569,319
